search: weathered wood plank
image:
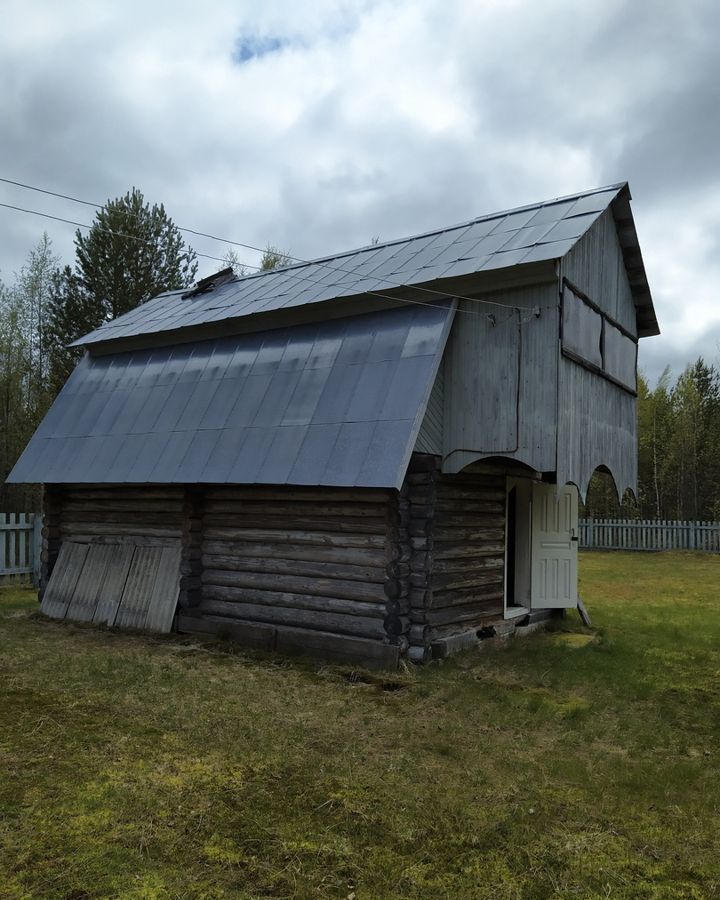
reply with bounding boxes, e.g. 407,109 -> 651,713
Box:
202,515 -> 388,535
144,544 -> 183,633
199,598 -> 387,639
204,487 -> 391,504
65,544 -> 114,622
202,528 -> 387,549
202,554 -> 386,584
40,542 -> 90,619
201,584 -> 386,618
202,501 -> 387,518
92,545 -> 135,626
201,568 -> 386,603
201,540 -> 388,567
114,546 -> 163,630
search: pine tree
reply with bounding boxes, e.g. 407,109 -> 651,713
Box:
74,187 -> 198,319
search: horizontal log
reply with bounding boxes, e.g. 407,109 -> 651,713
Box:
63,488 -> 184,502
431,542 -> 504,559
203,515 -> 387,535
61,501 -> 184,514
57,534 -> 180,548
203,501 -> 387,518
60,523 -> 182,538
177,613 -> 275,649
275,626 -> 399,671
433,555 -> 504,574
61,514 -> 181,528
435,514 -> 505,529
199,598 -> 387,639
201,569 -> 386,604
202,528 -> 387,549
201,540 -> 387,568
204,487 -> 391,504
431,571 -> 504,594
201,584 -> 385,618
433,528 -> 504,542
429,583 -> 504,607
438,474 -> 504,487
421,600 -> 504,627
202,553 -> 386,584
436,487 -> 506,502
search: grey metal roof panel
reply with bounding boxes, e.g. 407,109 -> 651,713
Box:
72,184 -> 630,349
9,302 -> 454,489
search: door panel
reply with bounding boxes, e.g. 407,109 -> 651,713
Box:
531,484 -> 578,609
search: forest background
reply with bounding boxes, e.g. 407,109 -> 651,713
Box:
1,189 -> 718,520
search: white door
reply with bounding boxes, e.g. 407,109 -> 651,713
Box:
530,484 -> 578,609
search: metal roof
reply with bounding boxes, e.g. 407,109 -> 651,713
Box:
9,302 -> 454,489
74,184 -> 633,348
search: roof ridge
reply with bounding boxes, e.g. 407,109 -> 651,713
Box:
220,181 -> 628,284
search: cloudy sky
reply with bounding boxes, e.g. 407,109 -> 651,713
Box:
1,0 -> 718,382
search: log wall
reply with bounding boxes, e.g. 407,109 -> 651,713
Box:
42,468 -> 507,666
57,486 -> 185,545
402,454 -> 506,658
195,486 -> 403,650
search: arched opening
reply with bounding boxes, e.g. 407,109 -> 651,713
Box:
582,466 -> 638,517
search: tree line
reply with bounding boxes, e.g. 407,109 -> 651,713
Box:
0,188 -> 287,511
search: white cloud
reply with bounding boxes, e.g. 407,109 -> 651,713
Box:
1,0 -> 718,381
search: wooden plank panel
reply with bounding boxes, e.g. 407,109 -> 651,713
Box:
114,546 -> 163,630
93,545 -> 135,626
144,544 -> 182,633
65,544 -> 114,622
40,542 -> 90,619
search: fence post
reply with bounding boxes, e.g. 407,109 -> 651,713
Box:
32,515 -> 42,588
587,517 -> 594,549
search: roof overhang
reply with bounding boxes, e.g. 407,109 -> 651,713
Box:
610,184 -> 660,338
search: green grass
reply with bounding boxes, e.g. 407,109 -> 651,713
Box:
1,552 -> 719,899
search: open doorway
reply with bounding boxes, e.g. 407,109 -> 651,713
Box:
504,478 -> 532,617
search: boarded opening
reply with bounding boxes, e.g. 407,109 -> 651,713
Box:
41,541 -> 182,633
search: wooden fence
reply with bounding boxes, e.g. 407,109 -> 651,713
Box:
579,518 -> 720,552
0,513 -> 42,584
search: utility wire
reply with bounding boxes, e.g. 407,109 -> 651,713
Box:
0,174 -> 556,315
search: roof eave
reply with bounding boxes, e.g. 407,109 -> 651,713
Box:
610,185 -> 660,338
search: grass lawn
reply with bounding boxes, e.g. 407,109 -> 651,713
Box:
1,552 -> 719,899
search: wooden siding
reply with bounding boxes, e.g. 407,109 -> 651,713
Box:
414,363 -> 444,455
559,209 -> 639,499
195,486 -> 398,643
556,357 -> 637,501
442,283 -> 559,474
563,208 -> 637,336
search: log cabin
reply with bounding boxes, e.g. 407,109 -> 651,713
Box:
8,182 -> 659,668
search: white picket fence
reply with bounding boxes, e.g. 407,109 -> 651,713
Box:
579,518 -> 720,552
0,513 -> 42,584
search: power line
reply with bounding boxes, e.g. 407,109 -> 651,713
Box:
0,198 -> 546,324
0,174 -> 556,315
0,201 -> 232,266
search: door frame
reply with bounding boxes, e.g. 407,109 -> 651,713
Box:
503,476 -> 533,619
